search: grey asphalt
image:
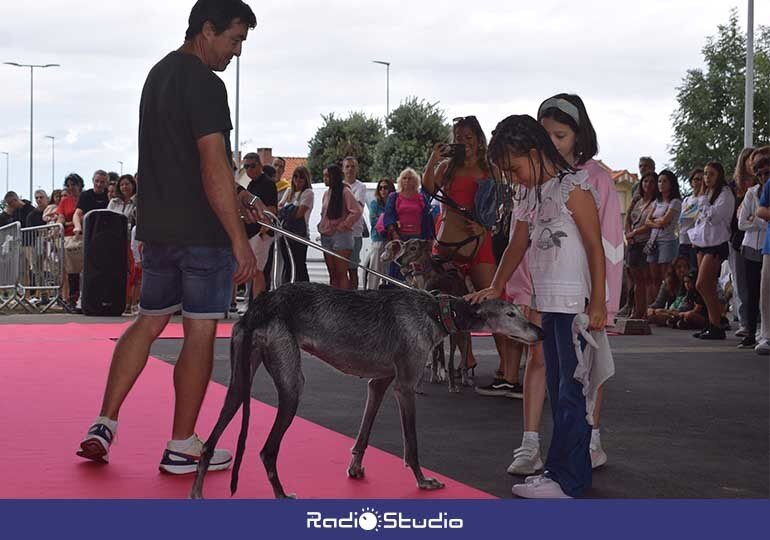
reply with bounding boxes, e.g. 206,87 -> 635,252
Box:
143,325 -> 769,499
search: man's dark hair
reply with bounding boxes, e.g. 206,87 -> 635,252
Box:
243,152 -> 261,164
108,171 -> 120,184
4,191 -> 19,203
185,0 -> 257,40
263,165 -> 276,179
639,156 -> 656,170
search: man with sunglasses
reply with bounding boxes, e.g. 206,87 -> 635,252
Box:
243,152 -> 278,297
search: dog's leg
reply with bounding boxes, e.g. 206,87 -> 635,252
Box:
459,332 -> 474,387
446,335 -> 460,393
191,324 -> 258,499
348,376 -> 394,479
392,383 -> 444,490
260,341 -> 304,499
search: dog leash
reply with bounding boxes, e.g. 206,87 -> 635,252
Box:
256,211 -> 415,291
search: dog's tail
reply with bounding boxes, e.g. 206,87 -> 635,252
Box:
229,323 -> 263,496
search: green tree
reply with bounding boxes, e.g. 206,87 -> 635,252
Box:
372,97 -> 451,180
306,112 -> 384,182
670,9 -> 770,178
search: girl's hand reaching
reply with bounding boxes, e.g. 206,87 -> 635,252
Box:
465,285 -> 503,304
586,300 -> 607,331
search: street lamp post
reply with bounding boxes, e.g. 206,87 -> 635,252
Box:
44,135 -> 55,193
1,152 -> 8,194
3,62 -> 60,200
372,60 -> 390,130
118,161 -> 124,175
745,0 -> 754,147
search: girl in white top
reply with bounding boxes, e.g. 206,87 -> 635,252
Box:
645,169 -> 683,292
469,115 -> 606,499
678,168 -> 705,271
687,162 -> 735,340
278,166 -> 314,282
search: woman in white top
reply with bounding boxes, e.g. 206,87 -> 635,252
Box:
688,162 -> 735,340
645,169 -> 682,297
678,168 -> 704,271
107,174 -> 137,228
278,166 -> 314,283
737,149 -> 769,349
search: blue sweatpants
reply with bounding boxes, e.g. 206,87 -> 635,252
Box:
541,312 -> 592,497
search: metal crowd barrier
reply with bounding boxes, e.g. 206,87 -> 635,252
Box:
17,223 -> 65,313
0,222 -> 22,311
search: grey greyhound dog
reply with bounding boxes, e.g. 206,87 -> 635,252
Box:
381,238 -> 474,391
189,282 -> 543,499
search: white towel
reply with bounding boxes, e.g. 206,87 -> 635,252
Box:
572,313 -> 615,426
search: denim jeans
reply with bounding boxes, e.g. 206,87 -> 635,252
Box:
542,312 -> 592,497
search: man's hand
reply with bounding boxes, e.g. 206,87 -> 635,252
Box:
232,237 -> 258,285
238,190 -> 267,224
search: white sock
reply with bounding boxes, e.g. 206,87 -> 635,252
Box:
168,434 -> 197,452
591,429 -> 601,444
522,431 -> 539,447
94,416 -> 117,434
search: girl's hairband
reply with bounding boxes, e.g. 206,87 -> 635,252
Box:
538,97 -> 580,126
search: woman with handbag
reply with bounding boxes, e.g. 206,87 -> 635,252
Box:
624,171 -> 659,319
645,169 -> 682,297
278,166 -> 314,283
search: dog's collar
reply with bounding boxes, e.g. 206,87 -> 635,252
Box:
437,295 -> 459,334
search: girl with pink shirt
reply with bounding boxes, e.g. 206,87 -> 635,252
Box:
506,94 -> 622,478
318,163 -> 363,289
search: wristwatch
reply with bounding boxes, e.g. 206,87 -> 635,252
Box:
248,194 -> 260,207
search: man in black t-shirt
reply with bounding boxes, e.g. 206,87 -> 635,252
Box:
77,0 -> 265,475
0,191 -> 35,228
72,170 -> 109,236
25,190 -> 50,228
242,152 -> 277,296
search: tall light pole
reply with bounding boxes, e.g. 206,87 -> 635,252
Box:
3,62 -> 60,199
372,60 -> 390,130
234,56 -> 241,169
744,0 -> 754,148
44,135 -> 55,193
117,161 -> 124,175
1,152 -> 8,194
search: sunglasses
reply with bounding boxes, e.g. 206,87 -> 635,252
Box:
243,163 -> 259,169
452,115 -> 478,125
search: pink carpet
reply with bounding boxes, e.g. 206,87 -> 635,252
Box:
0,324 -> 494,499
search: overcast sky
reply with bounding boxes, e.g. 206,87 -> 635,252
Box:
0,0 -> 765,197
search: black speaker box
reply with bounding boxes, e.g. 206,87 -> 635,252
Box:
82,209 -> 128,316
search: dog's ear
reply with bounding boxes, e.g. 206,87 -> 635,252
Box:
450,297 -> 483,330
380,240 -> 404,262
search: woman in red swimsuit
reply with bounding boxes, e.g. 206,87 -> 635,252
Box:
422,116 -> 515,383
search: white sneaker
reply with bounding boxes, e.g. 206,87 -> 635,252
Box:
590,439 -> 608,469
507,445 -> 544,475
158,434 -> 232,475
755,340 -> 770,356
525,474 -> 544,484
512,476 -> 572,499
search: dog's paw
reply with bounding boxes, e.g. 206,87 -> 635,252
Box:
418,477 -> 445,490
347,464 -> 365,479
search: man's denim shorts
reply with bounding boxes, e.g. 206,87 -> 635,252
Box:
320,231 -> 354,252
139,242 -> 235,319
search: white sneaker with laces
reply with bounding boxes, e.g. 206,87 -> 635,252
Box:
158,434 -> 232,475
507,445 -> 544,475
755,340 -> 770,356
512,476 -> 572,499
590,439 -> 608,469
